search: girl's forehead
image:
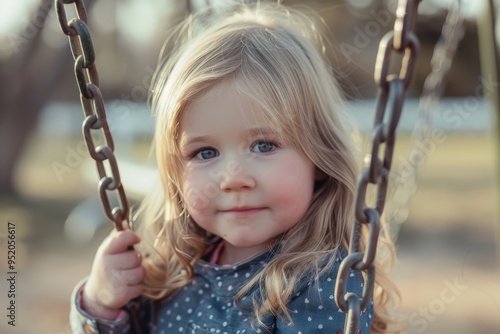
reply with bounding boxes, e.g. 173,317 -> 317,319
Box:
179,83 -> 283,140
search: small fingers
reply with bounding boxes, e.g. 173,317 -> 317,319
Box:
102,229 -> 141,255
109,250 -> 142,270
121,266 -> 144,286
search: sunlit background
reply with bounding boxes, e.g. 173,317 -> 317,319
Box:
0,0 -> 499,333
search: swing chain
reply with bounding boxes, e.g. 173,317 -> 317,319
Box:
334,1 -> 421,333
55,0 -> 129,231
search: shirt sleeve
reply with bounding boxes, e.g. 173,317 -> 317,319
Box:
274,257 -> 374,334
69,277 -> 153,334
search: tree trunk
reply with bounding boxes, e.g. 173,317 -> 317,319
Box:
0,0 -> 94,195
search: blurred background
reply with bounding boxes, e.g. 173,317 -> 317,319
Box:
0,0 -> 499,333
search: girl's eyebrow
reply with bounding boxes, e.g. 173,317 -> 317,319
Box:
181,135 -> 212,147
182,127 -> 278,147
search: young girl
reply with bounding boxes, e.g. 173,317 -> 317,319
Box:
70,2 -> 398,333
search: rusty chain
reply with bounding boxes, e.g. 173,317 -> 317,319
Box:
55,1 -> 145,332
388,1 -> 465,241
334,1 -> 421,333
55,0 -> 129,232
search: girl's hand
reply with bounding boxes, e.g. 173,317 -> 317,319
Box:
81,228 -> 144,320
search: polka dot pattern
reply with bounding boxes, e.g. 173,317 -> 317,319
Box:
71,248 -> 373,333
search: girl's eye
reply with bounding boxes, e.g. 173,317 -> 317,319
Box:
251,141 -> 277,153
194,148 -> 219,160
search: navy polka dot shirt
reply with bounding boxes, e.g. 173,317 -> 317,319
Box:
70,247 -> 373,333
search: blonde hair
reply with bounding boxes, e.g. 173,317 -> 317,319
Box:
136,1 -> 400,332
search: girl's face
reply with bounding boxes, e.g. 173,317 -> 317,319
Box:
178,83 -> 316,264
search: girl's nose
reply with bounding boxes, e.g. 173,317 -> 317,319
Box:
218,160 -> 256,192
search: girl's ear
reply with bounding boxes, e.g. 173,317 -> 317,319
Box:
314,168 -> 327,181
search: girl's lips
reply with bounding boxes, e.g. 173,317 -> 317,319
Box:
220,207 -> 265,218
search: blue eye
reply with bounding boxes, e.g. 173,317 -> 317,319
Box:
252,141 -> 277,153
195,148 -> 219,160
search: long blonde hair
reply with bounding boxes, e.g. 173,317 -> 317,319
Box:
137,1 -> 399,332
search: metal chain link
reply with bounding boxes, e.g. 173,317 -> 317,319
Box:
334,1 -> 421,333
55,0 -> 129,231
387,0 -> 465,241
55,1 -> 145,332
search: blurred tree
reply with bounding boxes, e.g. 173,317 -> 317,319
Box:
0,0 -> 95,196
0,0 -> 56,195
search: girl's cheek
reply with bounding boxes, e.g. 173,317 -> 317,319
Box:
183,173 -> 219,211
185,187 -> 210,211
270,158 -> 314,200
